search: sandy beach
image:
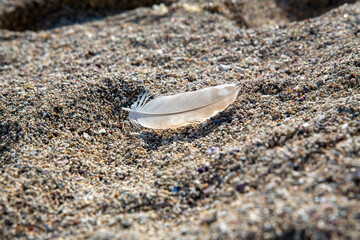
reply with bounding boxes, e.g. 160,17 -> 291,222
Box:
1,0 -> 359,239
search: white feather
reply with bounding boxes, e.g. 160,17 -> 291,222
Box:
122,84 -> 240,129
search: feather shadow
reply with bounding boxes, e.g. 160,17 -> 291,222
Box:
137,106 -> 239,150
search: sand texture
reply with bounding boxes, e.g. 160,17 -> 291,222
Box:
1,0 -> 360,239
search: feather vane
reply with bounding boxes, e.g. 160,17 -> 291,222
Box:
123,84 -> 240,129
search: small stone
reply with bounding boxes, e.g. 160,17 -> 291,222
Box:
206,146 -> 220,154
121,219 -> 132,228
219,64 -> 231,71
5,219 -> 13,226
152,3 -> 169,16
172,186 -> 181,193
98,128 -> 106,134
182,3 -> 202,13
203,185 -> 216,195
235,183 -> 247,193
181,229 -> 188,235
138,214 -> 148,224
83,132 -> 90,140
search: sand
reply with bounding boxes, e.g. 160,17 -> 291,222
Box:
0,0 -> 359,239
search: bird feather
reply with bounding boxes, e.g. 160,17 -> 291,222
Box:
122,84 -> 240,129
